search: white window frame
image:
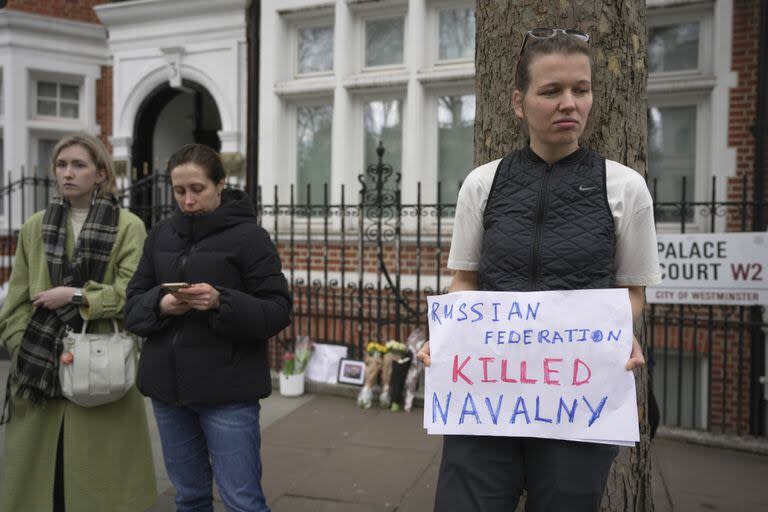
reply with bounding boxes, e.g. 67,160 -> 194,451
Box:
646,92 -> 712,232
427,0 -> 475,67
29,131 -> 68,194
350,2 -> 409,74
288,97 -> 335,206
422,81 -> 475,204
292,13 -> 336,79
648,7 -> 714,78
648,3 -> 716,233
354,91 -> 407,180
30,73 -> 83,122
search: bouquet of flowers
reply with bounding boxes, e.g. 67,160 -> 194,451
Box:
357,341 -> 387,408
403,328 -> 426,412
384,340 -> 413,412
281,336 -> 312,376
365,341 -> 387,357
385,340 -> 408,358
279,336 -> 313,397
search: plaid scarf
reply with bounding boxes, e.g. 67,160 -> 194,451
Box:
11,194 -> 120,406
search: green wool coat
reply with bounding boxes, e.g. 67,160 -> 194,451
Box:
0,208 -> 157,511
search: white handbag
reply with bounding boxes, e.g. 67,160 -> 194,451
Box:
59,319 -> 136,408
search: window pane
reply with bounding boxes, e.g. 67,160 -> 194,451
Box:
37,139 -> 58,209
60,101 -> 79,119
37,81 -> 57,99
60,84 -> 79,100
37,99 -> 57,116
364,99 -> 402,201
365,17 -> 404,67
296,105 -> 333,207
649,23 -> 699,73
38,138 -> 58,174
438,94 -> 475,202
648,106 -> 697,222
298,26 -> 334,74
439,8 -> 475,61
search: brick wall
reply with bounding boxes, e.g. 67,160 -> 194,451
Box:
649,303 -> 752,434
97,65 -> 113,151
4,0 -> 106,24
726,0 -> 761,231
276,241 -> 451,277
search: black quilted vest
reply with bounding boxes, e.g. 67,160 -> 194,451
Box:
478,146 -> 615,291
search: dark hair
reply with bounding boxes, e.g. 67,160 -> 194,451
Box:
167,144 -> 226,184
514,34 -> 592,93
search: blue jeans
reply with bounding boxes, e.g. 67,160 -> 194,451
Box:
152,400 -> 270,512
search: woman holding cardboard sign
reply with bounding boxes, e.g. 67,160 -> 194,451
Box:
124,144 -> 291,512
417,28 -> 662,511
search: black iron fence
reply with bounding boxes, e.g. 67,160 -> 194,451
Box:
0,160 -> 765,436
648,175 -> 766,436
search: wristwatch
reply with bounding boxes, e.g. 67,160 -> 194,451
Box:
72,288 -> 85,306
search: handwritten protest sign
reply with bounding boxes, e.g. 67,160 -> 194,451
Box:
424,289 -> 639,446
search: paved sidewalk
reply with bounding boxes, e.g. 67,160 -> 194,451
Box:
2,359 -> 768,511
258,394 -> 768,512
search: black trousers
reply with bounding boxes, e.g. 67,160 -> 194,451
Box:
434,435 -> 618,512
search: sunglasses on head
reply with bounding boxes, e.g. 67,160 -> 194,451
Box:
515,28 -> 591,81
519,28 -> 591,57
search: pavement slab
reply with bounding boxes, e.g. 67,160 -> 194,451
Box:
261,394 -> 440,510
261,443 -> 330,501
395,449 -> 441,512
651,437 -> 768,511
271,495 -> 385,512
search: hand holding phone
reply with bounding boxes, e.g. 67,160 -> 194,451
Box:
161,282 -> 191,293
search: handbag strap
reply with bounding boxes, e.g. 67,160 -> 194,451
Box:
78,319 -> 121,335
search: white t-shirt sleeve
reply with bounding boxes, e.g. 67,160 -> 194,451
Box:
447,159 -> 500,271
606,160 -> 663,287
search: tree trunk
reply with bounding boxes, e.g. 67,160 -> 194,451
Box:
475,1 -> 653,510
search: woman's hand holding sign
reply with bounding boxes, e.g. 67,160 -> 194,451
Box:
417,270 -> 478,368
625,286 -> 647,371
626,336 -> 645,371
417,341 -> 431,367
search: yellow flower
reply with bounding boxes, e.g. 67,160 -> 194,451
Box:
365,341 -> 387,354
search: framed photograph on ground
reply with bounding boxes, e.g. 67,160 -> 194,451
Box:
337,358 -> 365,386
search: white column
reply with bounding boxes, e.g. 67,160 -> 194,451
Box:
258,0 -> 280,202
402,0 -> 427,205
5,55 -> 29,228
333,0 -> 354,204
82,73 -> 98,134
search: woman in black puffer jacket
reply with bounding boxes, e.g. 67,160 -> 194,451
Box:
124,144 -> 290,512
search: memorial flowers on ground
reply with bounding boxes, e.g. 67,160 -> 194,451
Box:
279,336 -> 313,397
356,339 -> 416,411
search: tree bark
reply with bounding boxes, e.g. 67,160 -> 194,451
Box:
475,1 -> 653,510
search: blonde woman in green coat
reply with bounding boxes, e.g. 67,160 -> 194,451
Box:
0,134 -> 157,511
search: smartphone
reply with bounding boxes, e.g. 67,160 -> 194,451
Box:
161,282 -> 191,292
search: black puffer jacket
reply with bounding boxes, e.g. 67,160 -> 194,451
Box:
124,190 -> 291,405
479,146 -> 615,292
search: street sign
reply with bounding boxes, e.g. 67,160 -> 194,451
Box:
646,232 -> 767,305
